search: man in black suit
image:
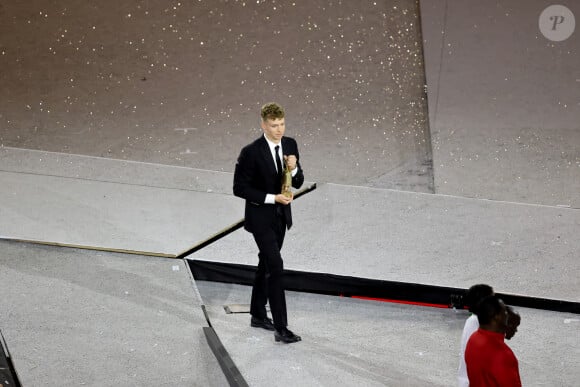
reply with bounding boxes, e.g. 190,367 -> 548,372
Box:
233,102 -> 305,344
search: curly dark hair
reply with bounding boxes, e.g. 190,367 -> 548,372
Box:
475,295 -> 504,325
261,102 -> 285,121
465,284 -> 494,313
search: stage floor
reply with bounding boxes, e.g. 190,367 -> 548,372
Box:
191,183 -> 580,302
1,0 -> 578,384
0,239 -> 228,387
197,281 -> 580,387
1,148 -> 578,385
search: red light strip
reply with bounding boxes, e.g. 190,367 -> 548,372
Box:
350,295 -> 450,309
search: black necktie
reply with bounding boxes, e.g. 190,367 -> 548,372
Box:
275,145 -> 283,180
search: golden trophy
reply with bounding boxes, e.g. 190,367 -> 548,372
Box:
281,161 -> 293,198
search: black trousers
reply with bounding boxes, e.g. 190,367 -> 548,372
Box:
250,208 -> 287,330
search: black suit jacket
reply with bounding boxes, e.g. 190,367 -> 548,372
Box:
233,135 -> 304,233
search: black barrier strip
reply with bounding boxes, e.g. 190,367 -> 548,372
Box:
203,327 -> 249,387
0,330 -> 22,387
176,183 -> 317,259
188,260 -> 580,315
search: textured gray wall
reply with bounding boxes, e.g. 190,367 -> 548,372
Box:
0,0 -> 433,192
2,0 -> 578,200
420,0 -> 580,207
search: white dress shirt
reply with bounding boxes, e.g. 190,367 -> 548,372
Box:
458,314 -> 480,387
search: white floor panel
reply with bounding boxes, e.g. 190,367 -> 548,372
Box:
0,150 -> 243,256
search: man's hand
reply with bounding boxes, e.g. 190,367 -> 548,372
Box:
284,155 -> 297,171
275,193 -> 293,205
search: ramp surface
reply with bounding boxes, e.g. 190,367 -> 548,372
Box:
0,240 -> 227,386
0,148 -> 242,256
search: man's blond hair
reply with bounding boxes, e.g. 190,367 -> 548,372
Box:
261,102 -> 285,121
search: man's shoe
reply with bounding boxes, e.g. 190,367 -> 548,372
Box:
274,328 -> 302,344
250,316 -> 275,331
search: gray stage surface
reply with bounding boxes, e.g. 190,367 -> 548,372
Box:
0,147 -> 242,256
0,240 -> 227,387
4,149 -> 577,303
420,0 -> 580,207
1,0 -> 579,385
191,182 -> 580,302
1,149 -> 579,385
198,281 -> 580,387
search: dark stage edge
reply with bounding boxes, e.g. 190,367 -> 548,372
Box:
203,327 -> 248,387
0,330 -> 22,387
199,305 -> 248,387
188,260 -> 580,315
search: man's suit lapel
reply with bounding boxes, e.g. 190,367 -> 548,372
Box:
257,136 -> 277,177
281,137 -> 292,158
